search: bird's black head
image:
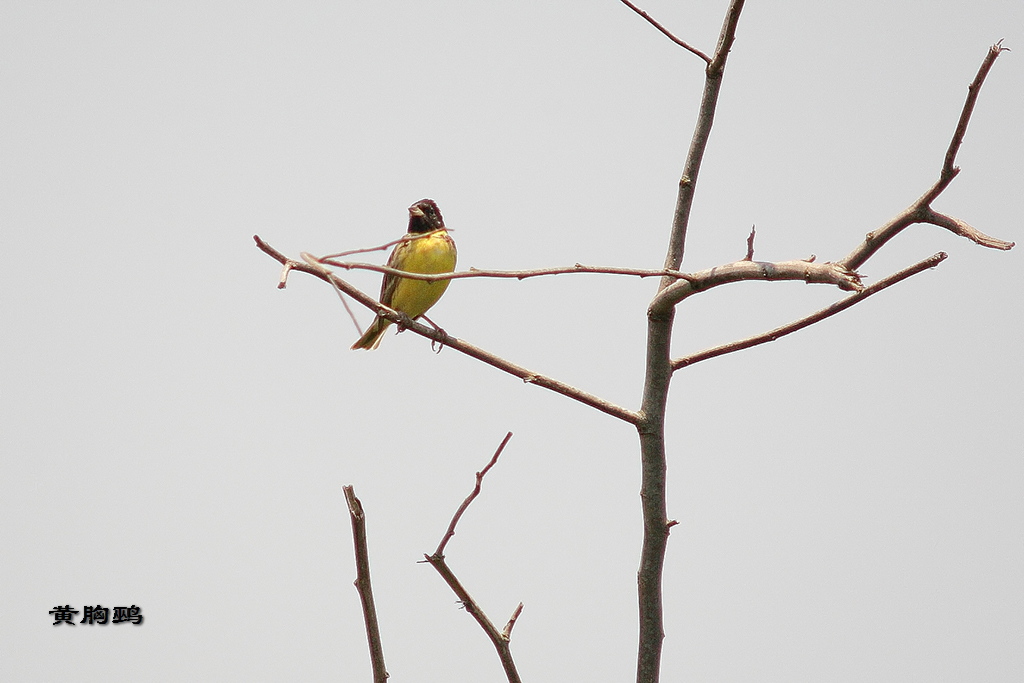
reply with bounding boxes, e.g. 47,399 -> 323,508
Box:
407,198 -> 445,234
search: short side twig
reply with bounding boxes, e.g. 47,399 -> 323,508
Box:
424,559 -> 522,683
618,0 -> 711,63
743,225 -> 756,261
501,603 -> 525,640
672,252 -> 948,370
342,486 -> 388,683
424,433 -> 522,683
299,253 -> 365,335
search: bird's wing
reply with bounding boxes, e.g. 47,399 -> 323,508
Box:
378,239 -> 410,307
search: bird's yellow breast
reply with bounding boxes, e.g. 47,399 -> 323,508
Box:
388,230 -> 457,319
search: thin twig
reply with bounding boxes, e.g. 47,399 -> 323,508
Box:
342,486 -> 388,683
320,237 -> 406,260
619,0 -> 711,63
254,236 -> 641,425
300,253 -> 364,335
320,228 -> 455,260
316,259 -> 697,284
424,433 -> 522,683
672,252 -> 948,370
434,432 -> 513,557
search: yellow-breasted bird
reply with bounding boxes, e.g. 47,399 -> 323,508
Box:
351,198 -> 457,350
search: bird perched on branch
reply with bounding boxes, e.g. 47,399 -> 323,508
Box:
351,198 -> 457,350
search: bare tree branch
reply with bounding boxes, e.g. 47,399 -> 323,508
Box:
619,0 -> 711,63
423,559 -> 522,683
433,432 -> 513,558
424,433 -> 522,683
840,41 -> 1014,271
672,252 -> 948,370
637,4 -> 747,682
343,486 -> 388,683
920,208 -> 1013,250
254,236 -> 640,425
650,257 -> 863,317
315,258 -> 697,283
255,23 -> 1012,683
943,40 -> 1009,179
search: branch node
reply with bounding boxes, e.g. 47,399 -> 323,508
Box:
425,434 -> 523,683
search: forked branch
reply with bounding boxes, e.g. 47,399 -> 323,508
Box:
424,433 -> 522,683
840,41 -> 1013,271
672,252 -> 947,369
636,4 -> 748,683
653,41 -> 1013,375
659,0 -> 746,285
316,258 -> 697,284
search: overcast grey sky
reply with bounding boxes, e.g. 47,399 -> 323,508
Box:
2,1 -> 1021,681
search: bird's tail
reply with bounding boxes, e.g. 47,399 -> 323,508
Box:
351,317 -> 391,350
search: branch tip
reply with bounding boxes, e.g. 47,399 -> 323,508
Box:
743,225 -> 756,261
433,432 -> 513,558
501,603 -> 525,640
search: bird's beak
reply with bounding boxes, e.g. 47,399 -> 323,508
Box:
409,205 -> 425,217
